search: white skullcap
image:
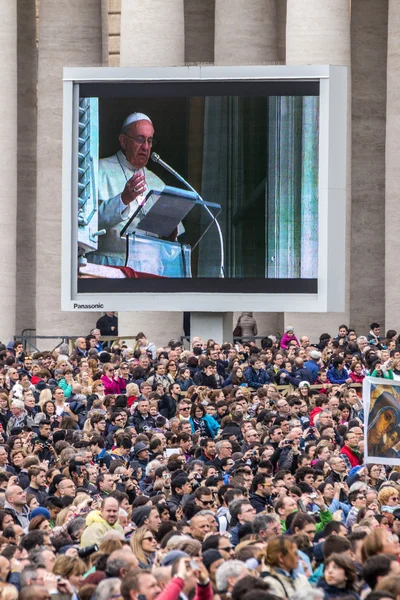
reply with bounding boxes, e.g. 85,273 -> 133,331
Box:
121,112 -> 152,130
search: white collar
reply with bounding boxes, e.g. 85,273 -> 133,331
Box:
117,149 -> 140,173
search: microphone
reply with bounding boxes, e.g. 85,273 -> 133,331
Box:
151,152 -> 225,278
151,153 -> 185,186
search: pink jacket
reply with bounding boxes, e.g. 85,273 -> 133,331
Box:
156,577 -> 213,600
280,332 -> 300,349
100,375 -> 125,395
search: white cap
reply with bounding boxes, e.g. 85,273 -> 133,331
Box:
121,112 -> 152,131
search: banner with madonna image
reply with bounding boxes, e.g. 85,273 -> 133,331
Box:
364,376 -> 400,466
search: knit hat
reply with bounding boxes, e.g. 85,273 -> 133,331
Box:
161,550 -> 189,567
133,442 -> 149,455
131,506 -> 151,527
285,326 -> 294,333
99,351 -> 111,364
202,550 -> 223,571
35,380 -> 48,391
30,507 -> 51,521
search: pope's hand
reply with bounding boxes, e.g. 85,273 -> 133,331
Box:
121,170 -> 146,205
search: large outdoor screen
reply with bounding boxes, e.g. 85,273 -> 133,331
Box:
62,66 -> 347,312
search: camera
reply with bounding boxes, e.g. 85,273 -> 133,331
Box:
78,544 -> 99,559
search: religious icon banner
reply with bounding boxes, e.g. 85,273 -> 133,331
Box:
364,376 -> 400,466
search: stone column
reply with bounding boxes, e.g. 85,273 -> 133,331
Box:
276,0 -> 287,63
213,0 -> 281,338
214,0 -> 278,65
120,0 -> 185,67
101,0 -> 110,65
184,0 -> 215,64
0,1 -> 17,342
117,0 -> 185,344
285,0 -> 351,341
386,0 -> 400,328
36,0 -> 103,337
16,0 -> 37,335
351,0 -> 387,332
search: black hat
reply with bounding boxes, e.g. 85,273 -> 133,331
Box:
131,506 -> 152,527
202,550 -> 223,571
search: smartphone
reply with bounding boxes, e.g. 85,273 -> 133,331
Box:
190,560 -> 200,570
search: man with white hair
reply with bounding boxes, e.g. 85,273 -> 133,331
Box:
96,577 -> 122,600
7,400 -> 29,434
89,112 -> 166,266
215,560 -> 249,594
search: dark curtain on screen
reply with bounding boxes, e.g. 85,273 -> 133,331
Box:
198,96 -> 319,279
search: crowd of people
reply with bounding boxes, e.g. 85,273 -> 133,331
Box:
0,323 -> 398,600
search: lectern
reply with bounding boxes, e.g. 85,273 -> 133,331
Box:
120,186 -> 221,278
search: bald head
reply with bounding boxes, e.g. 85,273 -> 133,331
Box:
190,514 -> 211,541
58,479 -> 76,497
101,497 -> 119,526
5,485 -> 26,507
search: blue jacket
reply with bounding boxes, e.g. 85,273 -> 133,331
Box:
327,366 -> 350,384
304,360 -> 319,383
283,367 -> 314,387
244,366 -> 270,389
189,414 -> 220,439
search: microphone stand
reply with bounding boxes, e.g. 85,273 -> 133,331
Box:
151,152 -> 225,278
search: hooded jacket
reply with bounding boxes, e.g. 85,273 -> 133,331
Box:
80,509 -> 124,547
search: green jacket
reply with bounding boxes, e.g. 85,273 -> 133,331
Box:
371,368 -> 394,379
281,508 -> 332,533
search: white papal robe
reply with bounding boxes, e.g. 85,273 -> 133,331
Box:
88,150 -> 166,266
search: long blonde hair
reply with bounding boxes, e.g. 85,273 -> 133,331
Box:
39,388 -> 52,408
129,526 -> 154,567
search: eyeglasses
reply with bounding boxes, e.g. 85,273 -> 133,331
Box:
143,536 -> 156,541
108,368 -> 115,372
124,134 -> 156,147
219,545 -> 233,552
180,407 -> 190,411
201,500 -> 214,506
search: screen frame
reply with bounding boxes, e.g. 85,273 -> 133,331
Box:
62,64 -> 347,313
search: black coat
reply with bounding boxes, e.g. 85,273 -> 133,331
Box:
249,492 -> 271,513
96,314 -> 118,336
317,580 -> 359,600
